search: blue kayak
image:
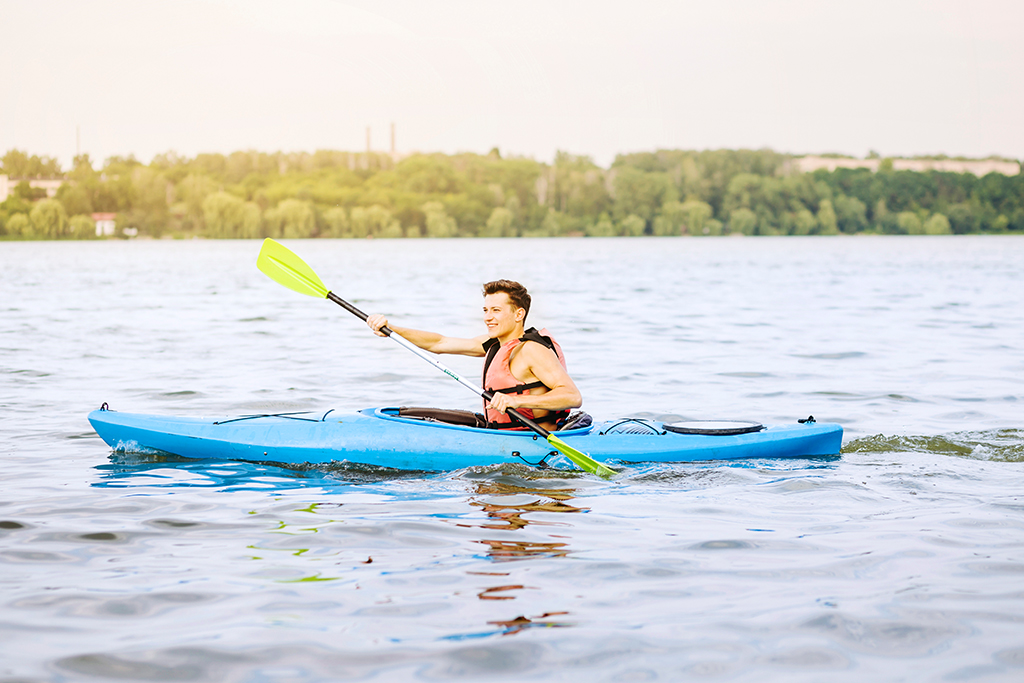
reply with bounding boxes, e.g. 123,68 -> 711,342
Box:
88,406 -> 843,472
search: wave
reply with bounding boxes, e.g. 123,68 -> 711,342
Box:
843,429 -> 1024,462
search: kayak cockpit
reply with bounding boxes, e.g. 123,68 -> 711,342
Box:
366,407 -> 597,436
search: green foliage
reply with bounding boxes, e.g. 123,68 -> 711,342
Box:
678,200 -> 714,235
422,202 -> 456,238
266,199 -> 316,238
817,199 -> 838,235
482,207 -> 515,237
1,194 -> 32,216
898,211 -> 923,235
729,208 -> 757,235
924,213 -> 951,235
833,194 -> 867,233
15,180 -> 47,200
350,205 -> 401,238
56,183 -> 93,216
619,214 -> 646,237
30,199 -> 69,238
204,192 -> 262,238
791,209 -> 818,235
6,213 -> 31,237
587,213 -> 615,237
322,207 -> 349,238
69,214 -> 96,238
4,145 -> 1020,240
1,149 -> 62,177
612,166 -> 676,228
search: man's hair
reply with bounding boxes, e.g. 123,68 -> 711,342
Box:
483,279 -> 531,321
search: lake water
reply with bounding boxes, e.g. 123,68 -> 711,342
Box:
1,236 -> 1023,682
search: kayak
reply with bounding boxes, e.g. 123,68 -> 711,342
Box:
88,406 -> 843,471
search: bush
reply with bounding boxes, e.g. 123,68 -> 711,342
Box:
69,214 -> 96,238
30,199 -> 70,238
203,192 -> 263,238
265,199 -> 315,238
6,213 -> 30,237
924,213 -> 951,235
322,207 -> 349,237
481,207 -> 514,237
619,214 -> 645,236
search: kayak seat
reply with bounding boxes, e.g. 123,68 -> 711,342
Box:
557,410 -> 593,431
398,406 -> 487,429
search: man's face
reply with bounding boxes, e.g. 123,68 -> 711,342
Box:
483,292 -> 524,339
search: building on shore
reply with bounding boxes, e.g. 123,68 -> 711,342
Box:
92,213 -> 116,237
794,156 -> 1020,176
0,174 -> 67,202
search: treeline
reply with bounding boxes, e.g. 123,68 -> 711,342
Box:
1,147 -> 1022,240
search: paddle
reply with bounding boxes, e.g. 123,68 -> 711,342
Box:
256,238 -> 616,478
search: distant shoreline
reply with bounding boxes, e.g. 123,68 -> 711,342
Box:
2,148 -> 1021,240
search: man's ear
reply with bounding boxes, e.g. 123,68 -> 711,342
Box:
516,308 -> 525,322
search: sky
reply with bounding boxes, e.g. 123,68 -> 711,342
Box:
1,0 -> 1022,170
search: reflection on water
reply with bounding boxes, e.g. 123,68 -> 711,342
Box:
477,539 -> 570,562
487,612 -> 572,634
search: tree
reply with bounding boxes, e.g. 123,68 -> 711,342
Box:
924,213 -> 951,235
69,214 -> 95,239
30,199 -> 69,238
611,166 -> 676,228
56,184 -> 93,216
351,205 -> 401,238
15,180 -> 47,200
5,213 -> 30,237
946,203 -> 979,234
619,214 -> 646,236
1,149 -> 62,177
587,213 -> 615,237
422,202 -> 457,238
791,209 -> 818,235
897,211 -> 923,235
704,219 -> 724,236
322,207 -> 350,237
538,209 -> 562,237
176,174 -> 219,231
265,199 -> 316,238
128,167 -> 171,235
833,194 -> 867,233
872,198 -> 898,233
729,208 -> 757,235
816,199 -> 838,235
679,199 -> 714,235
482,207 -> 514,237
203,192 -> 262,238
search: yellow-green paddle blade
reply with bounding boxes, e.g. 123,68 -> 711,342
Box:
546,434 -> 617,478
257,238 -> 329,298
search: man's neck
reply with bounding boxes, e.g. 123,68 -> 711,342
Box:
495,324 -> 526,345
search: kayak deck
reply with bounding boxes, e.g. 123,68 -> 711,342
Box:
88,407 -> 843,471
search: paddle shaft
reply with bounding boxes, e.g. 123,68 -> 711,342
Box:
326,292 -> 555,438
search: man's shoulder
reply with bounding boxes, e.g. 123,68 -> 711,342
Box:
517,337 -> 559,362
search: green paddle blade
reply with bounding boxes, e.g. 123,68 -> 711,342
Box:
546,434 -> 617,478
257,238 -> 329,298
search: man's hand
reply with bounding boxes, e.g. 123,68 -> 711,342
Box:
487,392 -> 520,415
366,314 -> 389,337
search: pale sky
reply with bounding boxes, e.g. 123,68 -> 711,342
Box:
2,0 -> 1021,169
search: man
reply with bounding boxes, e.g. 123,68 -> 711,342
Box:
366,279 -> 581,430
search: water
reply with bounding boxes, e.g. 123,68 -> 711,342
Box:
1,236 -> 1023,682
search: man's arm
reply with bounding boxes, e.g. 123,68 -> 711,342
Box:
487,341 -> 582,414
366,314 -> 487,357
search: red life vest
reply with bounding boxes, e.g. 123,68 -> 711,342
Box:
482,327 -> 570,429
